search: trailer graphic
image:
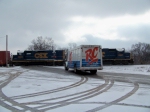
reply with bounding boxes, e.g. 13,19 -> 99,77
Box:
85,47 -> 99,65
65,45 -> 103,74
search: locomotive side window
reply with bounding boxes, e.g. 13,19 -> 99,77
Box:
26,53 -> 31,55
109,49 -> 116,52
118,53 -> 123,56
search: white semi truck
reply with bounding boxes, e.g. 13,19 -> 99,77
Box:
65,45 -> 103,74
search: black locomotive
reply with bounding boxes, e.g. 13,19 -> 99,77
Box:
12,50 -> 65,66
102,48 -> 134,65
10,48 -> 133,66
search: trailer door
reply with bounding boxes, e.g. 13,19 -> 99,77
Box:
81,46 -> 101,67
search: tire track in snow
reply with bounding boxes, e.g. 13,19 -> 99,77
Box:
21,78 -> 108,106
74,102 -> 150,109
38,79 -> 114,111
0,70 -> 40,112
10,75 -> 88,100
86,82 -> 139,112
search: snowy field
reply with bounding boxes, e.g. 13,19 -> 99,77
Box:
52,65 -> 150,76
99,65 -> 150,75
0,65 -> 150,112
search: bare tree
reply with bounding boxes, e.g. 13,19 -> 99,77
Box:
57,47 -> 68,50
131,42 -> 150,64
27,36 -> 55,50
68,43 -> 77,50
57,43 -> 77,50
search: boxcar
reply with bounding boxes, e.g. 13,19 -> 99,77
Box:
0,51 -> 10,66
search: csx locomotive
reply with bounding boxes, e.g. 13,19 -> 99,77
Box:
102,48 -> 134,65
1,48 -> 133,66
12,50 -> 65,66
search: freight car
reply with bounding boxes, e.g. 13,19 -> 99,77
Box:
0,51 -> 10,66
102,48 -> 134,65
12,50 -> 65,66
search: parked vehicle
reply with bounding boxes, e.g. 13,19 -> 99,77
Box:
102,48 -> 134,65
64,45 -> 103,74
0,51 -> 10,66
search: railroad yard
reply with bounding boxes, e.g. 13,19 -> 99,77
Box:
0,65 -> 150,112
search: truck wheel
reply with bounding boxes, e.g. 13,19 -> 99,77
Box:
74,66 -> 80,74
90,70 -> 97,74
112,61 -> 117,65
124,61 -> 128,65
65,63 -> 68,71
74,67 -> 77,73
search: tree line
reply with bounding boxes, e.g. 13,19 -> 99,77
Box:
131,42 -> 150,64
27,36 -> 150,64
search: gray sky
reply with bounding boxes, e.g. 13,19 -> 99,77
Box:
0,0 -> 150,54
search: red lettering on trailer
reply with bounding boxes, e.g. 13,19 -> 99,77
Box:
69,52 -> 72,63
85,47 -> 98,64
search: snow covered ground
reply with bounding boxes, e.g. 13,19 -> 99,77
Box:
99,65 -> 150,75
0,65 -> 150,112
52,65 -> 150,75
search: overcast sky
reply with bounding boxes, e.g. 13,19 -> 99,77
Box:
0,0 -> 150,54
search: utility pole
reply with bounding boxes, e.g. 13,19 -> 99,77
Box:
6,35 -> 8,66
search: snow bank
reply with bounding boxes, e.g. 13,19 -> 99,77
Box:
49,65 -> 150,75
99,65 -> 150,75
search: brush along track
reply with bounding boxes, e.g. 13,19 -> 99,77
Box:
10,75 -> 88,100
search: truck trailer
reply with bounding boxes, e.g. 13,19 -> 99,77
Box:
64,45 -> 103,74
